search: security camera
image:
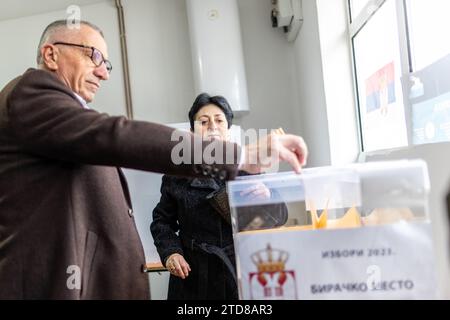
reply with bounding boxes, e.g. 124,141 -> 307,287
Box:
270,0 -> 303,42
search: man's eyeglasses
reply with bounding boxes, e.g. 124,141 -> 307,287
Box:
53,42 -> 112,73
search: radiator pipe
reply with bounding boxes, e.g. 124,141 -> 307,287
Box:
115,0 -> 134,119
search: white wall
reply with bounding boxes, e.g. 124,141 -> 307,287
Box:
293,0 -> 359,168
0,0 -> 301,145
0,0 -> 105,21
122,0 -> 196,123
315,0 -> 359,166
292,0 -> 330,167
121,0 -> 301,134
235,0 -> 300,134
0,1 -> 127,117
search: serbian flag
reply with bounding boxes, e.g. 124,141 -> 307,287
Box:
365,62 -> 396,113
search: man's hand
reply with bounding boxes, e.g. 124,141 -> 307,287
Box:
165,253 -> 191,279
240,134 -> 308,174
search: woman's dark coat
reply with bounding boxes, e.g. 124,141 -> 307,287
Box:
150,173 -> 288,300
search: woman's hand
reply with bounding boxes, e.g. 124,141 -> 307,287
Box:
240,182 -> 271,201
165,253 -> 191,279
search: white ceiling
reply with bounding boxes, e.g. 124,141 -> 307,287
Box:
0,0 -> 106,21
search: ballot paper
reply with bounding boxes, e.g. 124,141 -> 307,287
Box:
308,204 -> 416,230
238,206 -> 418,235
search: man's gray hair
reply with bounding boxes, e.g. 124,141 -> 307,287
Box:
36,19 -> 104,65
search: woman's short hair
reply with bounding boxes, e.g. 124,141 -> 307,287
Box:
188,93 -> 234,131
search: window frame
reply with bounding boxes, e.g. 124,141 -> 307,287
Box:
347,0 -> 420,153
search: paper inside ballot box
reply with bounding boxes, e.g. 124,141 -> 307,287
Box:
239,206 -> 418,234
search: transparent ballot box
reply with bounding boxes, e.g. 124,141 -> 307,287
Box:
227,160 -> 437,300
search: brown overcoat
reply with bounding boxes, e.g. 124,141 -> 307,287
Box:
0,69 -> 238,299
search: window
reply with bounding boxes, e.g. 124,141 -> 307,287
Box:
406,0 -> 450,145
349,0 -> 450,151
349,0 -> 372,21
407,0 -> 450,71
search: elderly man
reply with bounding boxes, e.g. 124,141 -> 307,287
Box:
0,20 -> 307,299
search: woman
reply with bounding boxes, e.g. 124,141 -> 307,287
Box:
150,93 -> 287,300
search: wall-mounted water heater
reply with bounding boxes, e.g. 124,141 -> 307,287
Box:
271,0 -> 303,42
186,0 -> 250,114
